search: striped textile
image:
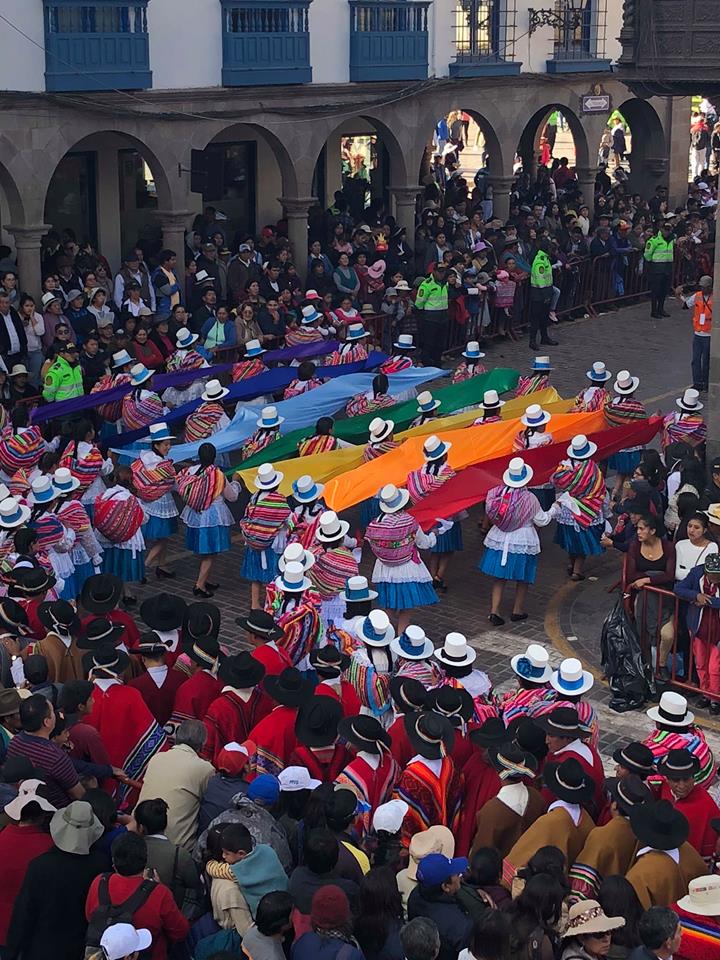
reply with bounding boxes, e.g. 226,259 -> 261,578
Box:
9,467 -> 36,498
240,428 -> 280,463
514,374 -> 550,397
184,401 -> 226,443
325,344 -> 368,366
285,327 -> 324,347
288,504 -> 324,550
122,390 -> 163,430
569,861 -> 603,901
662,412 -> 707,450
335,753 -> 399,837
643,727 -> 715,786
486,485 -> 539,532
166,348 -> 206,373
0,407 -> 6,432
231,358 -> 267,382
58,441 -> 104,495
452,361 -> 487,384
309,546 -> 358,600
347,649 -> 392,718
326,623 -> 358,657
675,906 -> 720,959
0,426 -> 44,475
284,377 -> 323,400
264,583 -> 322,665
512,431 -> 553,452
365,512 -> 419,565
91,372 -> 131,421
528,694 -> 599,749
131,457 -> 176,502
572,386 -> 610,413
604,396 -> 648,428
406,464 -> 455,506
240,491 -> 290,550
551,459 -> 605,527
396,658 -> 444,686
380,356 -> 413,374
57,500 -> 91,534
363,439 -> 399,462
393,756 -> 461,845
500,686 -> 549,726
177,464 -> 226,513
297,434 -> 338,457
94,491 -> 144,543
30,514 -> 66,550
345,392 -> 395,418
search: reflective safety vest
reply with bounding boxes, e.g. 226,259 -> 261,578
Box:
531,251 -> 553,289
693,293 -> 712,335
42,356 -> 84,403
644,233 -> 674,264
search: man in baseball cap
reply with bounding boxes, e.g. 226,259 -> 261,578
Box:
409,853 -> 472,960
100,922 -> 152,960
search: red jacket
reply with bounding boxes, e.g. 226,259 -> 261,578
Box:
129,668 -> 187,727
85,874 -> 189,960
315,680 -> 362,717
202,688 -> 273,764
661,780 -> 720,858
0,823 -> 53,942
251,642 -> 293,678
81,610 -> 141,649
171,669 -> 223,725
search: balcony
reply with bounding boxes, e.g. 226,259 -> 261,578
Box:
450,0 -> 521,76
221,0 -> 312,86
349,1 -> 429,82
536,0 -> 611,73
44,0 -> 151,92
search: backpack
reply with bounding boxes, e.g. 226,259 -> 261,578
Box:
85,874 -> 156,952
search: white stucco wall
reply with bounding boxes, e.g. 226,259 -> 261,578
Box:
310,0 -> 349,83
0,0 -> 45,92
148,0 -> 222,88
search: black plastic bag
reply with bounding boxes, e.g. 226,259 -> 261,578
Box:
600,598 -> 654,712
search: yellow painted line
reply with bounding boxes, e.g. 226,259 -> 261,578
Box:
642,386 -> 691,406
543,579 -> 720,734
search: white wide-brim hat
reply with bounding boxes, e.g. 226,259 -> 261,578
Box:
275,561 -> 312,593
483,390 -> 505,409
356,610 -> 395,647
503,456 -> 534,488
510,643 -> 553,683
339,575 -> 378,603
677,388 -> 703,412
434,632 -> 476,667
369,417 -> 394,443
423,435 -> 452,462
257,406 -> 285,428
677,876 -> 720,917
176,330 -> 199,349
566,434 -> 598,460
378,483 -> 410,513
254,463 -> 284,490
279,542 -> 315,573
647,690 -> 694,727
202,379 -> 230,402
613,370 -> 640,394
550,657 -> 594,696
292,475 -> 325,503
315,510 -> 351,543
52,468 -> 81,495
390,624 -> 435,661
417,391 -> 441,413
587,361 -> 612,382
462,341 -> 485,360
521,404 -> 551,428
0,497 -> 32,528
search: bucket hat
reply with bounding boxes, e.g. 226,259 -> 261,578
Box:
50,801 -> 103,854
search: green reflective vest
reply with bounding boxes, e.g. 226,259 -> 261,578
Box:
531,250 -> 553,289
43,356 -> 84,403
643,233 -> 675,264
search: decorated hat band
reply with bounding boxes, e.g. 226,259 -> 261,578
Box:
557,674 -> 585,692
514,657 -> 548,680
397,632 -> 423,656
345,582 -> 372,602
192,642 -> 218,666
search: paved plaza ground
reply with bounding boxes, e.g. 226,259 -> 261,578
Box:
130,293 -> 720,778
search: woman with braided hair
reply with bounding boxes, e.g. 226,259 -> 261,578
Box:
130,421 -> 178,580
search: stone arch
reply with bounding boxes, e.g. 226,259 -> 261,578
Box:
197,121 -> 299,201
516,102 -> 590,172
414,100 -> 508,180
0,148 -> 25,226
617,98 -> 668,189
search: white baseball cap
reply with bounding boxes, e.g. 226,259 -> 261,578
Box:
278,766 -> 321,792
100,923 -> 152,960
372,799 -> 409,834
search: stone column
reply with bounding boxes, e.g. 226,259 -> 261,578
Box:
389,185 -> 420,238
575,167 -> 597,209
155,210 -> 192,270
487,177 -> 514,223
6,225 -> 51,302
707,232 -> 720,463
279,197 -> 316,283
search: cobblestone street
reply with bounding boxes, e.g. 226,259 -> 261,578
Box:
132,297 -> 720,772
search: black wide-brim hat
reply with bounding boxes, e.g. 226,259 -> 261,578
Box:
0,597 -> 29,633
612,742 -> 656,779
218,652 -> 265,689
183,633 -> 221,668
510,718 -> 549,761
38,599 -> 80,634
543,758 -> 594,804
309,645 -> 351,675
534,706 -> 589,741
605,774 -> 652,814
10,566 -> 57,597
81,574 -> 123,614
657,748 -> 701,781
404,710 -> 455,760
425,686 -> 474,723
630,798 -> 690,850
82,643 -> 130,678
265,668 -> 314,708
236,609 -> 283,643
389,675 -> 427,713
184,602 -> 221,642
76,616 -> 125,650
295,696 -> 343,748
488,742 -> 538,779
140,593 -> 187,632
338,714 -> 391,754
470,716 -> 511,749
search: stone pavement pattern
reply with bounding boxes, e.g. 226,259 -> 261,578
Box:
132,298 -> 720,769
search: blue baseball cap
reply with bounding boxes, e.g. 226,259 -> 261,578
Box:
247,774 -> 280,805
416,853 -> 468,886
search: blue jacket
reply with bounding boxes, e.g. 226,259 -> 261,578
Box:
200,316 -> 237,349
151,265 -> 182,318
674,564 -> 720,633
292,932 -> 364,960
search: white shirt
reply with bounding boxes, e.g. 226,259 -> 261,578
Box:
1,311 -> 20,355
674,538 -> 718,580
637,846 -> 680,864
548,799 -> 581,826
554,738 -> 594,766
147,664 -> 169,688
357,750 -> 380,771
410,754 -> 442,776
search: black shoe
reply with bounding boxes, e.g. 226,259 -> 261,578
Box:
650,313 -> 662,319
540,337 -> 559,346
529,341 -> 538,350
193,587 -> 214,598
488,613 -> 505,626
696,696 -> 711,708
155,566 -> 176,580
660,310 -> 671,318
510,612 -> 528,622
205,581 -> 220,591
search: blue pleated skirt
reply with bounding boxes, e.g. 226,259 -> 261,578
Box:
361,496 -> 381,529
431,521 -> 463,554
375,580 -> 438,611
102,547 -> 146,583
143,515 -> 178,541
58,572 -> 78,601
240,546 -> 280,584
73,560 -> 96,597
608,449 -> 642,474
185,525 -> 231,556
479,547 -> 538,584
554,521 -> 604,558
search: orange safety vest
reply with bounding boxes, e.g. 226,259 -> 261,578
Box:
693,293 -> 712,334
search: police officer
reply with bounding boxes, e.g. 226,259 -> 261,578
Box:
529,240 -> 558,351
42,340 -> 84,403
644,217 -> 675,319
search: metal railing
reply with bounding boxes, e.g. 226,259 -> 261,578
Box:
350,0 -> 429,32
551,0 -> 606,61
452,0 -> 517,63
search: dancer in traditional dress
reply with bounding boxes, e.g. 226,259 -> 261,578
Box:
605,369 -> 648,498
407,435 -> 461,593
240,406 -> 283,463
347,610 -> 395,727
51,466 -> 102,597
169,628 -> 223,730
513,404 -> 555,510
285,304 -> 326,347
0,409 -> 46,485
335,715 -> 399,837
203,652 -> 272,764
28,476 -> 76,602
380,334 -> 416,375
121,363 -> 164,431
162,327 -> 210,408
528,657 -> 599,748
472,389 -> 505,426
232,339 -> 268,383
297,417 -> 350,457
308,510 -> 359,633
411,391 -> 441,428
480,456 -> 560,625
387,675 -> 427,769
239,462 -> 291,608
452,340 -> 486,384
128,632 -> 188,727
246,666 -> 313,778
264,560 -> 322,669
177,441 -> 239,597
94,465 -> 146,606
389,625 -> 441,686
310,645 -> 361,716
345,373 -> 394,418
284,360 -> 324,401
514,356 -> 552,397
287,475 -> 327,548
662,388 -> 707,453
130,421 -> 178,579
433,632 -> 495,725
365,484 -> 442,632
573,361 -> 612,413
552,434 -> 608,581
643,691 -> 715,786
184,379 -> 231,444
499,643 -> 553,727
325,322 -> 370,365
91,349 -> 133,438
58,419 -> 113,521
360,418 -> 399,529
289,695 -> 348,782
325,575 -> 376,656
